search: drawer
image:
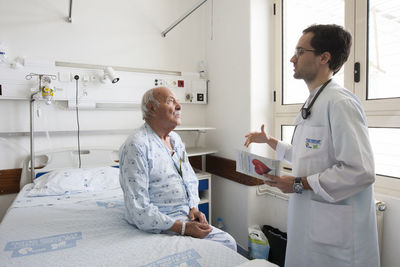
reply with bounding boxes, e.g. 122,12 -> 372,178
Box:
198,203 -> 209,221
198,179 -> 209,191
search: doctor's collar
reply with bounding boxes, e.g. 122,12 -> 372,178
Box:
300,79 -> 332,119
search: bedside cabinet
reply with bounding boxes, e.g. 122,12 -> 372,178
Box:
195,169 -> 212,222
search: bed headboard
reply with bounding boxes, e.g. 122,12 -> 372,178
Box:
20,147 -> 119,189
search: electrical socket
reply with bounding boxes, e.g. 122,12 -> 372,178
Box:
154,79 -> 165,86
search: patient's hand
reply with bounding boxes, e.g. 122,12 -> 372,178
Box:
189,207 -> 208,224
185,221 -> 212,238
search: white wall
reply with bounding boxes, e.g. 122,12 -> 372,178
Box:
0,0 -> 209,164
250,0 -> 275,159
0,0 -> 206,71
206,0 -> 277,249
205,0 -> 250,247
211,175 -> 251,246
0,0 -> 208,218
205,0 -> 252,159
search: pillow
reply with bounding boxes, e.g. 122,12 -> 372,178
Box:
27,166 -> 120,197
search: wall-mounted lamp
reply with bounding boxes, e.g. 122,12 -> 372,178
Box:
102,67 -> 119,83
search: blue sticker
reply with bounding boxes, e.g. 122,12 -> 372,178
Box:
141,249 -> 201,267
4,232 -> 82,258
305,138 -> 321,149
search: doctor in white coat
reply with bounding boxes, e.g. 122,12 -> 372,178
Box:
245,24 -> 380,267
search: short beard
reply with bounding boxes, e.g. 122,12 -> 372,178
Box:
293,71 -> 316,83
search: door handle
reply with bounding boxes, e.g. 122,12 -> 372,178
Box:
354,62 -> 360,83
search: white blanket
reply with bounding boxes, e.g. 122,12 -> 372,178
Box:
0,185 -> 247,267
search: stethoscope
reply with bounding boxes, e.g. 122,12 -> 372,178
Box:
300,79 -> 332,119
291,79 -> 332,144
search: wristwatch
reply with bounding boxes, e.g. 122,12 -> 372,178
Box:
293,177 -> 304,194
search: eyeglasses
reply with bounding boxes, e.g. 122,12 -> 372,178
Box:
294,48 -> 317,57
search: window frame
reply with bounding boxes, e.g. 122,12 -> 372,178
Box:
354,0 -> 400,113
273,0 -> 400,183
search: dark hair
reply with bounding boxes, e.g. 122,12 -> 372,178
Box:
303,24 -> 352,75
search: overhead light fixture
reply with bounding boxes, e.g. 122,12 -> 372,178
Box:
102,67 -> 119,83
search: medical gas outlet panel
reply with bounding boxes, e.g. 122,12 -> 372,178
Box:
0,62 -> 208,107
154,78 -> 207,104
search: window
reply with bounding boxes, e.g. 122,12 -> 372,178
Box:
368,0 -> 400,100
281,125 -> 295,144
275,0 -> 400,180
369,128 -> 400,178
282,0 -> 345,105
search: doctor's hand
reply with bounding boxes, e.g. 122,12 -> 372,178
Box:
189,207 -> 208,224
186,221 -> 213,238
244,124 -> 270,147
263,174 -> 295,194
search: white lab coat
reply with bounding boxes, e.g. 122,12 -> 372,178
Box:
276,80 -> 380,267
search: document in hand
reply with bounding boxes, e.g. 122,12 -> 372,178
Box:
235,149 -> 280,181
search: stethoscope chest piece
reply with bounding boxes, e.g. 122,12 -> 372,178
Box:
300,79 -> 331,120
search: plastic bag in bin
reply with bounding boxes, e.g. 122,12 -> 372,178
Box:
248,225 -> 270,260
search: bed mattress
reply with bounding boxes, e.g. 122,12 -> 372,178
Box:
0,184 -> 247,267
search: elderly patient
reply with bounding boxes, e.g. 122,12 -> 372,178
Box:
119,86 -> 237,251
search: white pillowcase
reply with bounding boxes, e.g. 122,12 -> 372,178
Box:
28,166 -> 120,197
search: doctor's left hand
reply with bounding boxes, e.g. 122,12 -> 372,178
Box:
263,174 -> 295,194
189,207 -> 208,224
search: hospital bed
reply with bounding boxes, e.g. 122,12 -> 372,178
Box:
0,148 -> 249,266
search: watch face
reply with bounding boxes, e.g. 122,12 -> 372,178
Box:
294,183 -> 303,194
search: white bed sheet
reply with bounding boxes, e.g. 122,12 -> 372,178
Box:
0,184 -> 247,267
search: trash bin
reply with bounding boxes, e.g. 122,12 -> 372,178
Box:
262,225 -> 287,267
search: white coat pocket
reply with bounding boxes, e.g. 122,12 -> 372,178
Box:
309,200 -> 353,249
